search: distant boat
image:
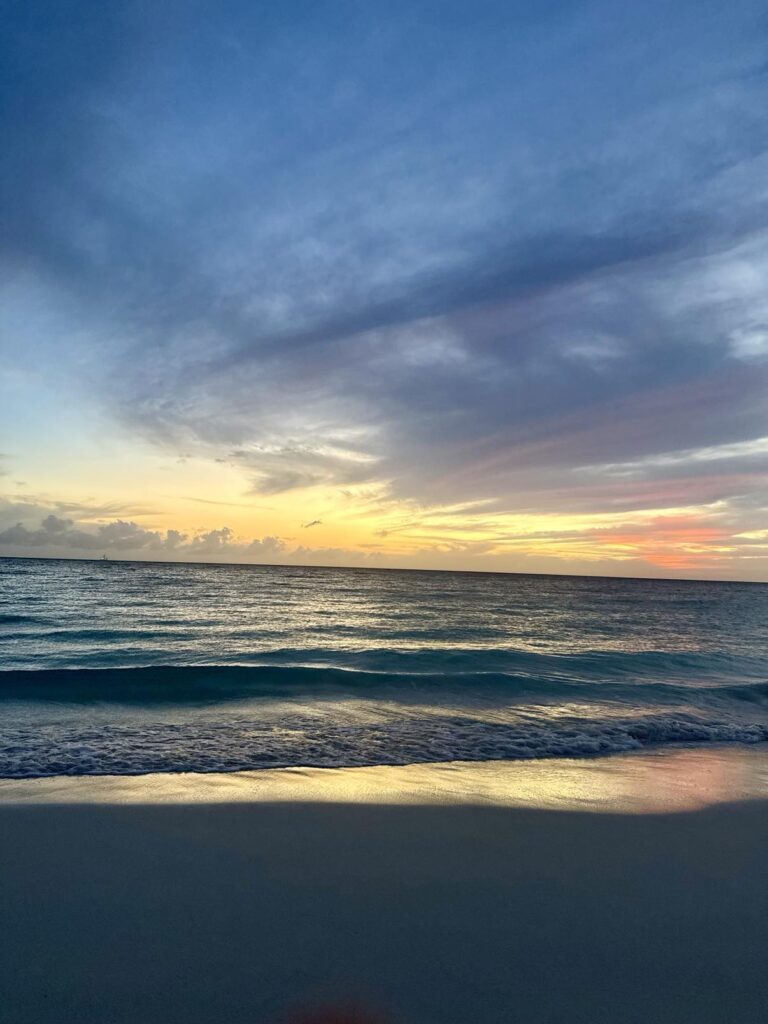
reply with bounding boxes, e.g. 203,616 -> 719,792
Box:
100,554 -> 110,561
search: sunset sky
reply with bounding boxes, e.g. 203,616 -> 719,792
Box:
1,0 -> 767,579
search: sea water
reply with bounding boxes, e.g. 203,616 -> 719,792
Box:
1,557 -> 767,778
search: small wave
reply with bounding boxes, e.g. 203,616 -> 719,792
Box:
0,663 -> 766,714
0,613 -> 45,625
33,627 -> 205,644
3,643 -> 767,680
1,710 -> 766,779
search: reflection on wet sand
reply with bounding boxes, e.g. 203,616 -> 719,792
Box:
1,744 -> 766,812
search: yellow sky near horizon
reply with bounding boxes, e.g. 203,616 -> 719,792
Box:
1,459 -> 759,579
1,399 -> 766,579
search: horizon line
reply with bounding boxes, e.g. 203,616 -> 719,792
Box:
0,551 -> 765,587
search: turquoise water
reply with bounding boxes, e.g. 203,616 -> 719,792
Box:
1,557 -> 767,777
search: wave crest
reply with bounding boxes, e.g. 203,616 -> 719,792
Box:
1,709 -> 766,779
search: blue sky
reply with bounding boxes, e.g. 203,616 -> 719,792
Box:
1,1 -> 767,577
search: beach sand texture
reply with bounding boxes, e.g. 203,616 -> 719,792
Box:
1,755 -> 767,1024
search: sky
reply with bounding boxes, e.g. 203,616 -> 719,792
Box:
1,0 -> 767,579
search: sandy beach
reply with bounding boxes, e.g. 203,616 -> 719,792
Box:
1,748 -> 767,1024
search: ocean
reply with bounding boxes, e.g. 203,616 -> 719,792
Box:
1,556 -> 767,779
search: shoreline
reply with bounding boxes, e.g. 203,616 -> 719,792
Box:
1,743 -> 767,811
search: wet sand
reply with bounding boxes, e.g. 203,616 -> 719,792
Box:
1,748 -> 767,1024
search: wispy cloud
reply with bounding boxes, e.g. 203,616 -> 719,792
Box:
2,1 -> 767,577
2,495 -> 766,580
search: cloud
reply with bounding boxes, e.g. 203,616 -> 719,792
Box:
40,514 -> 72,534
0,517 -> 164,552
226,444 -> 380,495
2,496 -> 767,579
0,512 -> 277,560
2,2 -> 768,577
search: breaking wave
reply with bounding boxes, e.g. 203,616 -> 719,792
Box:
2,708 -> 767,779
3,558 -> 767,779
1,663 -> 766,778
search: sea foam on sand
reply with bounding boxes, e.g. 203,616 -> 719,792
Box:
1,747 -> 767,1024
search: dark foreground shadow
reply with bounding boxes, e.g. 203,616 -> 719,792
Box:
1,800 -> 767,1024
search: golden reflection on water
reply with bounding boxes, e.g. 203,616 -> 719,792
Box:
1,746 -> 766,812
